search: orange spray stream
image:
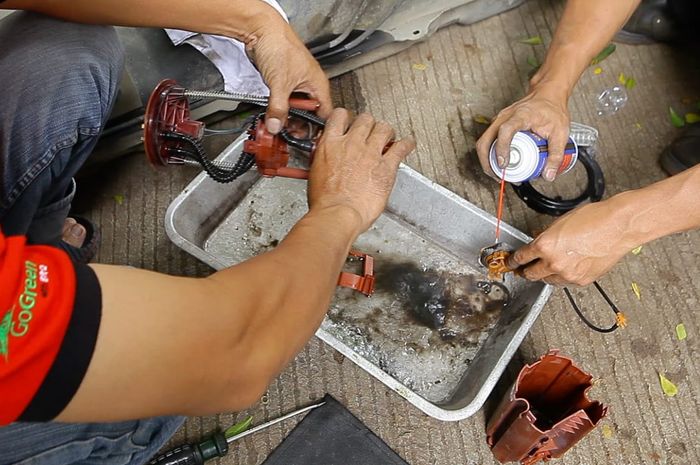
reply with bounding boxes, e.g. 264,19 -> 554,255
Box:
495,167 -> 507,241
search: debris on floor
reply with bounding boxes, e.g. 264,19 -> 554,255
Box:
518,35 -> 543,45
601,424 -> 614,439
685,112 -> 700,123
675,323 -> 687,341
473,114 -> 492,125
590,43 -> 616,65
669,106 -> 685,128
631,282 -> 641,300
658,373 -> 679,397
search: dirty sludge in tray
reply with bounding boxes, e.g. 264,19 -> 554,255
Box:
204,176 -> 510,403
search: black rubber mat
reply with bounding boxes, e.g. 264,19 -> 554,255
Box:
261,395 -> 410,465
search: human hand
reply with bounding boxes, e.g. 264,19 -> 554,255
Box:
246,15 -> 332,134
308,109 -> 416,232
475,85 -> 570,182
506,199 -> 637,286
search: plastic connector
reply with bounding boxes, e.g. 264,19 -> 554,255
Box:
337,250 -> 375,296
486,350 -> 608,465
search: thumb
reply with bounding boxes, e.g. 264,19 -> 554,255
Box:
266,83 -> 290,135
507,243 -> 540,269
384,137 -> 416,170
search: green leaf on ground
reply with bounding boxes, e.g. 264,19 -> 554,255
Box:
659,373 -> 678,397
472,114 -> 492,125
591,44 -> 616,65
616,73 -> 636,89
685,113 -> 700,124
602,424 -> 614,439
676,323 -> 687,341
527,56 -> 539,68
519,35 -> 543,45
225,415 -> 253,438
114,194 -> 124,205
631,282 -> 641,300
669,107 -> 686,128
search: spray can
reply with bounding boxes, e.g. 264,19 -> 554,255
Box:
489,131 -> 578,183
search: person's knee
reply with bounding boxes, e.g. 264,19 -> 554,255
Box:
77,24 -> 125,122
0,13 -> 125,219
0,12 -> 124,131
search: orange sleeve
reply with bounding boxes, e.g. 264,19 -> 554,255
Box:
0,230 -> 76,424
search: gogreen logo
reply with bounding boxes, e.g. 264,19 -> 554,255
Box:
13,260 -> 39,337
0,261 -> 40,362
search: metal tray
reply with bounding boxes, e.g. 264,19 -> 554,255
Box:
164,134 -> 552,421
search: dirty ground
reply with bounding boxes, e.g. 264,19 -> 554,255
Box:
78,0 -> 699,463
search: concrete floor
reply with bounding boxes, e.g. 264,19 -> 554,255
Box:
79,0 -> 699,463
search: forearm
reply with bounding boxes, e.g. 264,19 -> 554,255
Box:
608,165 -> 700,249
1,0 -> 283,43
208,205 -> 362,382
59,206 -> 362,422
58,110 -> 407,422
530,0 -> 640,99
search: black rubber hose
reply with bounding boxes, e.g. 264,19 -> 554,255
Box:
279,130 -> 315,152
511,147 -> 605,216
162,132 -> 255,183
563,283 -> 622,333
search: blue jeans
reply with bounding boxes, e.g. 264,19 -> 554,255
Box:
0,419 -> 185,465
0,11 -> 118,244
0,12 -> 184,464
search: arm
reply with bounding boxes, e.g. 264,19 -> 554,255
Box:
476,0 -> 640,181
2,0 -> 277,40
508,164 -> 700,286
2,0 -> 332,130
56,110 -> 415,422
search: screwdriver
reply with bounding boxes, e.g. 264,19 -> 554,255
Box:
149,401 -> 325,465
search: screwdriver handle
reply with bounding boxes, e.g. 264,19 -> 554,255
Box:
149,432 -> 228,465
149,444 -> 203,465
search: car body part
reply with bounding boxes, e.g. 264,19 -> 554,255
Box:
479,243 -> 515,281
143,79 -> 374,295
479,244 -> 625,333
486,350 -> 608,465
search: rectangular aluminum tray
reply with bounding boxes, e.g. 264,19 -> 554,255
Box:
164,134 -> 552,421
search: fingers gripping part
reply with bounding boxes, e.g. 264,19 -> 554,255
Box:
479,244 -> 624,333
142,79 -> 381,297
142,79 -> 326,181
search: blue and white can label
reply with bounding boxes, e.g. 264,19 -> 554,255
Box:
489,131 -> 578,183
